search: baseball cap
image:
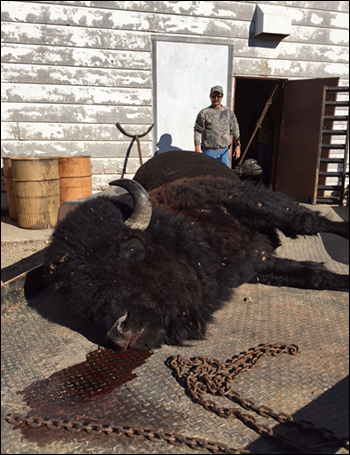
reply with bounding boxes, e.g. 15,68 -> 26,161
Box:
210,85 -> 224,96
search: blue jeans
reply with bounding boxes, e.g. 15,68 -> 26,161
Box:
203,147 -> 230,167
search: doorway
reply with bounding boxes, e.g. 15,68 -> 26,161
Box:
234,76 -> 340,202
233,77 -> 284,188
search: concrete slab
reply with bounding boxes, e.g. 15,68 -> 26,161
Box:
1,214 -> 53,243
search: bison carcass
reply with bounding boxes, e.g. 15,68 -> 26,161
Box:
43,151 -> 349,350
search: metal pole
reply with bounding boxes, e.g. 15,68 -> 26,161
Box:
239,85 -> 278,166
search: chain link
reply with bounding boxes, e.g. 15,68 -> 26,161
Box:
4,343 -> 349,454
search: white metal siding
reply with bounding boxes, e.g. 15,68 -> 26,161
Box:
1,1 -> 349,191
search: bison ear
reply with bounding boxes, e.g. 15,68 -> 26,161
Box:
109,179 -> 152,230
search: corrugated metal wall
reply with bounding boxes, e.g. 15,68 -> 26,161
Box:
1,1 -> 349,192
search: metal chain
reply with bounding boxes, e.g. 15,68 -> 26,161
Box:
4,413 -> 248,454
167,343 -> 349,454
4,343 -> 349,454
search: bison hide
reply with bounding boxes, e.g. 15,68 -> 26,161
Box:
43,151 -> 349,350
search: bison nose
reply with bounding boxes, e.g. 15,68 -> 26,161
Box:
106,312 -> 130,349
106,312 -> 143,350
115,312 -> 129,331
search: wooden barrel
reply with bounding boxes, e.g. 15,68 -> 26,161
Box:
11,157 -> 60,229
58,156 -> 92,203
3,158 -> 18,221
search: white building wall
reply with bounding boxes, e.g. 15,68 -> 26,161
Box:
1,1 -> 349,191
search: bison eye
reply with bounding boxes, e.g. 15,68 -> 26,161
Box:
119,238 -> 146,263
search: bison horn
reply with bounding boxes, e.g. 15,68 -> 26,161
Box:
109,179 -> 153,230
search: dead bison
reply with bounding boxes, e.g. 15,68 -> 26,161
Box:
43,151 -> 349,350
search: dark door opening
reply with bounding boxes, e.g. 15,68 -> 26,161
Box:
233,76 -> 340,202
233,77 -> 284,188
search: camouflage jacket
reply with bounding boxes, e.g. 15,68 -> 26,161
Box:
194,105 -> 240,151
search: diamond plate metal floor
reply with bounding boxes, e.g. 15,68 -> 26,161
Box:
1,206 -> 349,454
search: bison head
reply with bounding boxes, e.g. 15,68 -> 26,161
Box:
233,159 -> 262,178
44,180 -> 213,351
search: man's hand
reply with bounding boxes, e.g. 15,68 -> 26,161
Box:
234,144 -> 241,159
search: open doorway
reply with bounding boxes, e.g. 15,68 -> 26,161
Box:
233,76 -> 341,202
233,77 -> 284,188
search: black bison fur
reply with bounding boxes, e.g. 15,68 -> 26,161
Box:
43,151 -> 349,351
233,159 -> 263,178
134,149 -> 240,191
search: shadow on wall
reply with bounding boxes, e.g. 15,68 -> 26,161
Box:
155,134 -> 182,155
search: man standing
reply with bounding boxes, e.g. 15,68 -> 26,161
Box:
194,85 -> 241,168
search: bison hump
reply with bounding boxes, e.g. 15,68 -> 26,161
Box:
133,151 -> 241,191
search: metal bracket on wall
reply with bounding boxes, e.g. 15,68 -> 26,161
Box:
116,123 -> 154,178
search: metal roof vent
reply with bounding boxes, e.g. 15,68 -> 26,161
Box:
254,4 -> 292,38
